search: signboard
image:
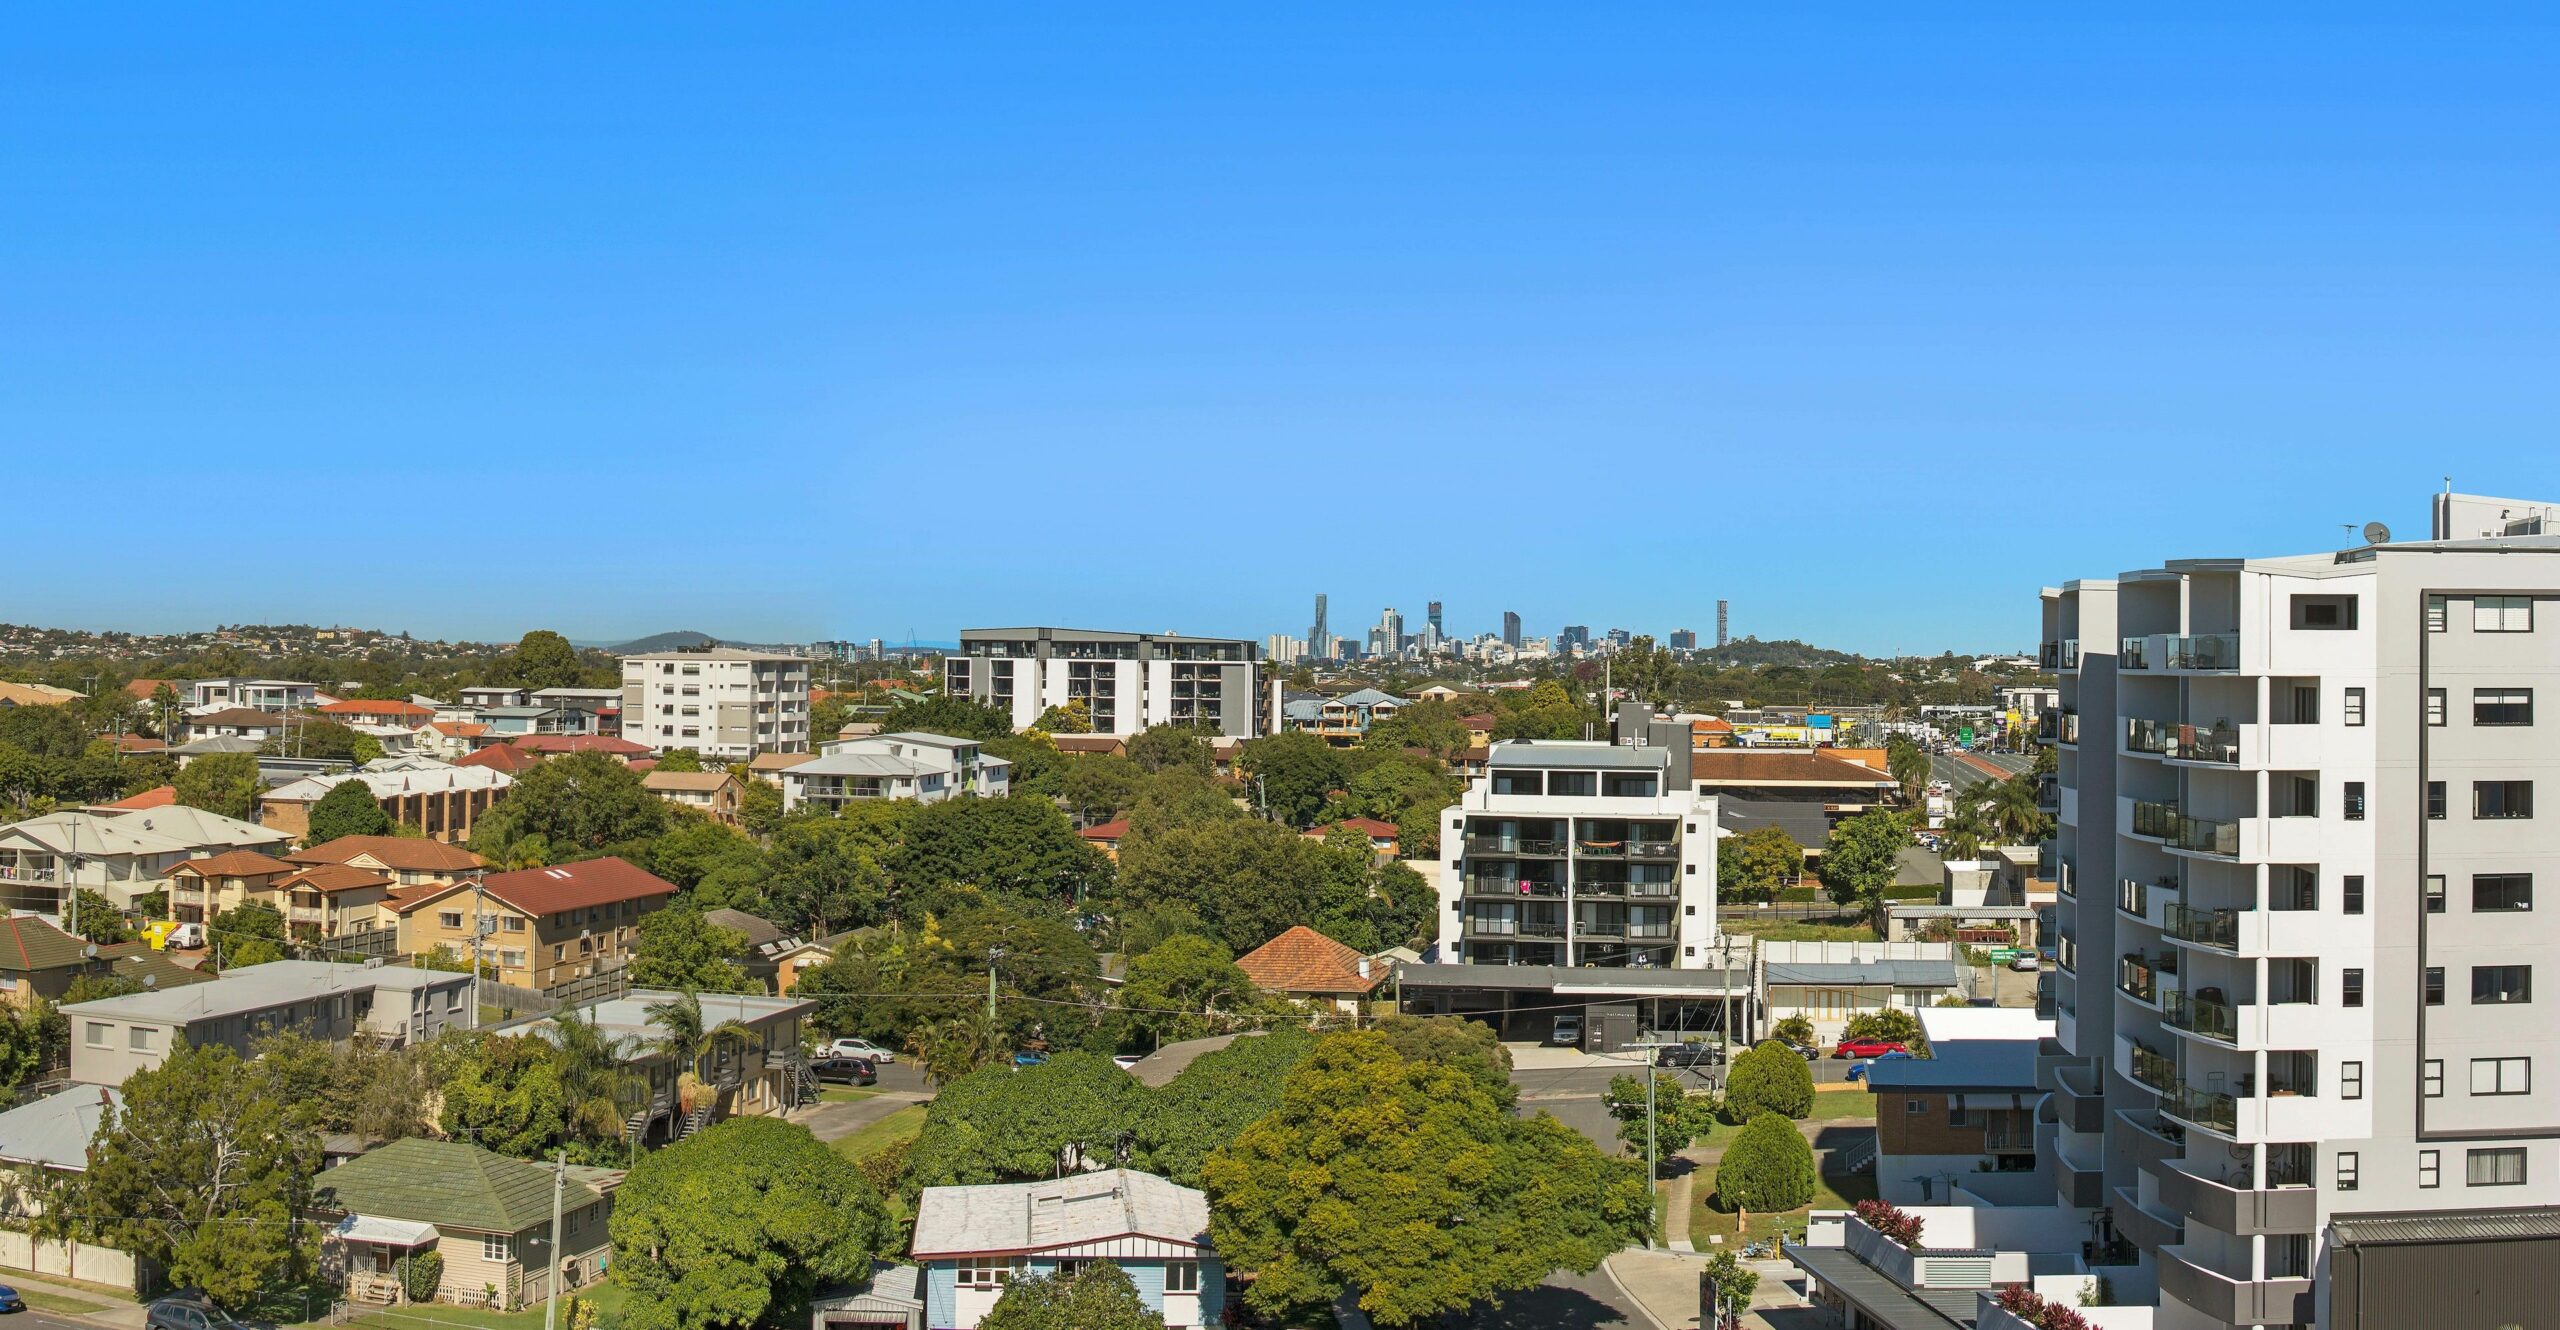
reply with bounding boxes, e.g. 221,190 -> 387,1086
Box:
1808,713 -> 1835,729
1958,726 -> 1975,745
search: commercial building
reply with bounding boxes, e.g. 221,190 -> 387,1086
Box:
1502,610 -> 1522,648
779,732 -> 1011,812
618,646 -> 814,758
944,628 -> 1268,738
2032,490 -> 2560,1330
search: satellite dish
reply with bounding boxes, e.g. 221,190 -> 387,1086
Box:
2363,522 -> 2392,545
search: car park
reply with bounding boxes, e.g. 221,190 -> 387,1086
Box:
808,1055 -> 877,1086
1833,1037 -> 1910,1059
825,1037 -> 896,1063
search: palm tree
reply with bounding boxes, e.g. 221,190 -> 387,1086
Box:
1941,800 -> 1992,862
1983,773 -> 2050,844
643,989 -> 758,1109
1886,739 -> 1930,806
551,1006 -> 647,1145
908,1011 -> 1006,1086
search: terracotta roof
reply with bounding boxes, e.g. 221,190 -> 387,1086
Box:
1052,736 -> 1126,755
1078,818 -> 1130,842
102,785 -> 177,810
1691,717 -> 1736,733
1325,817 -> 1399,838
320,699 -> 433,721
114,734 -> 169,753
1689,750 -> 1900,787
396,856 -> 676,917
454,745 -> 543,774
1236,926 -> 1379,995
124,679 -> 175,702
0,915 -> 94,973
290,835 -> 487,874
512,735 -> 650,756
1460,713 -> 1497,729
277,864 -> 395,894
748,752 -> 817,772
0,681 -> 81,707
643,771 -> 735,792
426,721 -> 490,738
626,759 -> 659,774
188,706 -> 283,728
169,850 -> 298,879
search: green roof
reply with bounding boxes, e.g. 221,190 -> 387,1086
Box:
316,1138 -> 600,1235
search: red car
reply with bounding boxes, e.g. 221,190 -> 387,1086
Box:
1833,1038 -> 1909,1059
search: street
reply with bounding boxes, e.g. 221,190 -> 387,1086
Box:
1926,748 -> 2030,793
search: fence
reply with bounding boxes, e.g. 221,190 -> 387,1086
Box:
0,1228 -> 146,1292
545,967 -> 630,1008
474,977 -> 560,1020
329,925 -> 400,961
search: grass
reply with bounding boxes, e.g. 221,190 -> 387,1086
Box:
1808,1086 -> 1883,1119
18,1290 -> 108,1315
1718,919 -> 1879,942
1691,1158 -> 1879,1246
322,1283 -> 629,1330
819,1086 -> 884,1103
830,1103 -> 928,1162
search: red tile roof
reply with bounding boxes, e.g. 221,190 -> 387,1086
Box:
169,850 -> 298,879
512,734 -> 650,756
1078,818 -> 1130,842
1235,926 -> 1380,996
277,864 -> 396,894
319,699 -> 434,721
400,856 -> 676,917
1322,817 -> 1400,839
1052,736 -> 1127,756
426,720 -> 490,738
289,835 -> 487,874
102,785 -> 177,810
123,679 -> 176,702
114,734 -> 169,753
455,745 -> 543,774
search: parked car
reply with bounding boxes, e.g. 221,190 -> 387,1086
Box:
1779,1039 -> 1821,1061
1112,1053 -> 1146,1071
0,1285 -> 22,1314
1833,1037 -> 1910,1059
1655,1041 -> 1725,1068
825,1037 -> 897,1064
1012,1050 -> 1049,1068
145,1298 -> 235,1330
1845,1050 -> 1917,1081
2008,953 -> 2041,972
1547,1014 -> 1584,1047
808,1055 -> 877,1086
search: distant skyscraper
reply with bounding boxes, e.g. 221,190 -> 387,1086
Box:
1310,594 -> 1329,657
1606,628 -> 1632,648
1669,629 -> 1696,650
1373,607 -> 1405,656
1502,611 -> 1522,648
1716,600 -> 1730,648
1559,625 -> 1591,650
1427,601 -> 1444,636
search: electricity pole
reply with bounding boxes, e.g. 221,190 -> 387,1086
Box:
542,1150 -> 566,1330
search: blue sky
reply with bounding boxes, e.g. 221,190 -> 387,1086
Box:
7,7 -> 2558,653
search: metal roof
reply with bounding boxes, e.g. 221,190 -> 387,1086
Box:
911,1169 -> 1209,1258
1485,741 -> 1672,771
1784,1244 -> 1971,1329
2329,1207 -> 2560,1246
1766,959 -> 1963,988
0,1084 -> 118,1171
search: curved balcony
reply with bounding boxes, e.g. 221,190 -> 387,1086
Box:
2110,1185 -> 2182,1253
2045,1129 -> 2106,1208
2162,990 -> 2238,1044
2158,1246 -> 2312,1327
2051,1060 -> 2106,1133
2156,1159 -> 2317,1237
2110,1106 -> 2183,1176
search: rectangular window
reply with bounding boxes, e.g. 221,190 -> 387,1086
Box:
502,916 -> 525,932
129,1026 -> 154,1052
1947,1104 -> 1971,1126
1164,1261 -> 1201,1294
438,911 -> 463,930
2427,688 -> 2448,726
2343,875 -> 2365,915
483,1235 -> 509,1261
1051,1259 -> 1089,1281
1904,1098 -> 1924,1114
2475,688 -> 2534,726
2475,781 -> 2534,819
2420,1150 -> 2440,1188
2427,595 -> 2448,632
2428,782 -> 2448,819
84,1022 -> 108,1048
2341,1061 -> 2363,1100
2467,1147 -> 2528,1186
2472,965 -> 2531,1004
2425,967 -> 2446,1005
2344,782 -> 2366,820
2474,873 -> 2533,912
2344,687 -> 2366,726
2337,1151 -> 2359,1192
2475,595 -> 2534,633
2343,968 -> 2364,1007
2425,1059 -> 2444,1097
2471,1057 -> 2531,1095
2426,876 -> 2447,913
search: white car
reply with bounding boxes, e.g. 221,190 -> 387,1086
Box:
825,1038 -> 896,1064
1113,1053 -> 1146,1071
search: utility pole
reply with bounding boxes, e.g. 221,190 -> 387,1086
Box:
1644,1051 -> 1659,1245
543,1149 -> 566,1330
986,946 -> 1006,1019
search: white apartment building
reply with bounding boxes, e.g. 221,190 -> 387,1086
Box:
2035,490 -> 2560,1330
618,647 -> 812,759
778,731 -> 1012,812
944,628 -> 1269,738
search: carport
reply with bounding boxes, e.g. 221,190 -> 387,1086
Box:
1394,963 -> 1756,1052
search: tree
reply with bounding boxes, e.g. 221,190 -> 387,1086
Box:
1983,771 -> 2051,845
654,747 -> 705,773
980,1262 -> 1166,1330
906,1053 -> 1154,1196
437,1033 -> 572,1158
305,778 -> 393,846
1031,701 -> 1093,734
628,902 -> 756,994
611,1116 -> 894,1330
51,1043 -> 319,1310
878,696 -> 1014,741
503,630 -> 589,692
1604,1074 -> 1721,1162
1723,1041 -> 1815,1121
1820,808 -> 1910,931
1115,935 -> 1258,1046
1361,699 -> 1471,761
1703,1249 -> 1761,1329
1124,771 -> 1244,836
1369,1013 -> 1516,1105
1137,1029 -> 1315,1188
1885,737 -> 1930,806
172,751 -> 261,822
470,753 -> 668,864
1841,1007 -> 1924,1049
1715,826 -> 1804,904
1714,1112 -> 1816,1215
888,795 -> 1109,916
907,1010 -> 1010,1086
65,888 -> 133,943
212,901 -> 289,968
1236,732 -> 1345,828
1113,818 -> 1417,956
1940,798 -> 1992,861
266,717 -> 371,763
1770,1014 -> 1816,1049
0,1006 -> 47,1096
1125,723 -> 1213,776
1203,1031 -> 1650,1327
1062,754 -> 1147,823
738,773 -> 785,837
983,734 -> 1064,799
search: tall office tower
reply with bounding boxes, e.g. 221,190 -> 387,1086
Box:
1559,625 -> 1591,650
1716,600 -> 1729,648
1310,594 -> 1330,658
1503,611 -> 1523,648
1669,629 -> 1697,650
1605,628 -> 1632,648
1376,607 -> 1404,656
1428,601 -> 1444,639
2035,490 -> 2560,1330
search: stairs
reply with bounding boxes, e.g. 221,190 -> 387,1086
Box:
1831,1132 -> 1879,1177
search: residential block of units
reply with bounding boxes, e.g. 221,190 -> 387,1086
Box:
389,856 -> 675,991
618,646 -> 813,758
944,627 -> 1268,738
778,731 -> 1012,812
59,959 -> 472,1085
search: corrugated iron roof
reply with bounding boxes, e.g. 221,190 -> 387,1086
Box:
2330,1207 -> 2560,1246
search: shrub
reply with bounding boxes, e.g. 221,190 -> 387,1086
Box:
1993,1285 -> 2092,1330
399,1250 -> 443,1303
857,1136 -> 912,1201
1841,1008 -> 1923,1048
1724,1040 -> 1815,1121
1853,1198 -> 1925,1248
1714,1112 -> 1815,1214
1770,1014 -> 1816,1048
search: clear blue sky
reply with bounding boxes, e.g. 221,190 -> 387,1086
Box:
8,7 -> 2558,653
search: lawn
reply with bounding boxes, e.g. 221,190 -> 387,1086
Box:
819,1085 -> 884,1103
325,1282 -> 629,1330
1808,1086 -> 1883,1119
1718,918 -> 1880,942
830,1103 -> 928,1162
1690,1158 -> 1878,1247
18,1289 -> 109,1315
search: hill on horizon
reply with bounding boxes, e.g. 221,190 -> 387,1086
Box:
597,630 -> 719,654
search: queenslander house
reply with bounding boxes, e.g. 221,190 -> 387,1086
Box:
908,1170 -> 1222,1329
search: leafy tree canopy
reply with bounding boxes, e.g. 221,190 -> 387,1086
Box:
629,900 -> 757,994
1716,826 -> 1804,904
1235,731 -> 1344,829
1820,807 -> 1911,929
1723,1040 -> 1815,1122
887,795 -> 1110,916
470,752 -> 668,865
306,777 -> 394,846
172,750 -> 262,822
1714,1111 -> 1817,1215
612,1116 -> 894,1330
1137,1028 -> 1316,1188
1125,723 -> 1214,776
981,1262 -> 1166,1330
878,696 -> 1014,742
906,1052 -> 1154,1199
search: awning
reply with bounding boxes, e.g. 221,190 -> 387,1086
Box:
332,1214 -> 439,1247
1950,1093 -> 2028,1112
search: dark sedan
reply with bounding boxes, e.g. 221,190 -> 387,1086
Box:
1654,1041 -> 1726,1068
809,1055 -> 877,1086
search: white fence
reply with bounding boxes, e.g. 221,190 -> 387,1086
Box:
0,1229 -> 141,1290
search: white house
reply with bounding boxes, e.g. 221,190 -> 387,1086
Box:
779,732 -> 1010,812
910,1170 -> 1224,1330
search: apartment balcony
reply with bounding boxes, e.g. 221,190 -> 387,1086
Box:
2127,1039 -> 2181,1095
2110,1185 -> 2183,1254
1574,919 -> 1626,939
2118,636 -> 2151,670
1461,917 -> 1567,940
2034,778 -> 2059,815
2116,952 -> 2175,1008
2124,718 -> 2239,765
2110,1106 -> 2184,1175
2164,903 -> 2239,951
2163,1084 -> 2236,1135
1463,835 -> 1566,858
1574,838 -> 1678,861
1463,876 -> 1564,899
2115,876 -> 2176,929
2157,1246 -> 2312,1327
1576,880 -> 1630,899
2162,990 -> 2239,1044
2045,1128 -> 2106,1208
2051,1060 -> 2106,1133
2167,632 -> 2241,672
2155,1159 -> 2317,1237
2040,640 -> 2081,671
2128,800 -> 2241,858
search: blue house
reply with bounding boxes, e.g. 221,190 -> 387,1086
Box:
910,1168 -> 1225,1329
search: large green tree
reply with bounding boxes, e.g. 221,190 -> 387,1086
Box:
877,696 -> 1014,741
628,901 -> 757,994
1715,826 -> 1804,904
469,752 -> 668,865
1125,723 -> 1214,776
1235,732 -> 1345,828
905,1053 -> 1154,1198
172,750 -> 262,822
611,1116 -> 894,1330
1360,699 -> 1471,761
1113,818 -> 1426,955
1137,1029 -> 1316,1188
980,1263 -> 1166,1330
887,795 -> 1110,916
436,1033 -> 573,1159
1714,1112 -> 1817,1215
1820,808 -> 1911,930
1114,934 -> 1260,1047
502,630 -> 591,692
1723,1040 -> 1815,1122
305,777 -> 394,846
766,802 -> 908,932
1202,1031 -> 1650,1327
1604,1074 -> 1720,1162
1062,754 -> 1147,823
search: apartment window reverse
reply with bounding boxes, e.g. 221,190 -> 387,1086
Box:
2425,967 -> 2446,1006
2424,1060 -> 2444,1097
2467,1148 -> 2529,1187
2344,782 -> 2365,820
2427,688 -> 2447,726
2342,968 -> 2365,1007
2336,1151 -> 2359,1192
2475,688 -> 2534,726
2341,1060 -> 2363,1100
2471,1057 -> 2531,1095
2343,686 -> 2366,726
2474,873 -> 2533,912
2474,781 -> 2533,819
2472,965 -> 2532,1004
2343,874 -> 2366,915
2425,876 -> 2447,913
2475,595 -> 2534,633
2428,782 -> 2448,819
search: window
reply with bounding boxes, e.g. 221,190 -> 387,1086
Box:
2343,875 -> 2366,915
2426,876 -> 2447,913
2344,782 -> 2365,820
2475,595 -> 2534,633
1946,1103 -> 1971,1126
2467,1147 -> 2528,1187
2475,688 -> 2534,726
84,1022 -> 108,1048
2420,1150 -> 2441,1188
2337,1151 -> 2358,1191
2472,965 -> 2531,1004
2425,968 -> 2446,1005
2341,1061 -> 2363,1100
2427,595 -> 2448,632
445,987 -> 462,1011
957,1259 -> 1022,1289
438,911 -> 463,930
2343,968 -> 2364,1007
502,916 -> 525,932
129,1026 -> 155,1052
2424,1060 -> 2444,1097
2428,782 -> 2448,819
1164,1260 -> 1201,1294
483,1235 -> 509,1261
2427,688 -> 2447,726
2344,687 -> 2366,726
1051,1259 -> 1089,1281
2471,1057 -> 2531,1095
553,944 -> 566,962
2292,595 -> 2357,629
2475,873 -> 2533,912
2475,781 -> 2533,819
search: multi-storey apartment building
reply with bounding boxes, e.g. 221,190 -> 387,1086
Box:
944,628 -> 1269,738
2035,491 -> 2560,1330
778,731 -> 1012,812
618,647 -> 813,758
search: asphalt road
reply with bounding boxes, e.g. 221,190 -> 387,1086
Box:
1926,748 -> 2031,792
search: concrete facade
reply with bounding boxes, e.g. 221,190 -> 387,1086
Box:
619,647 -> 813,758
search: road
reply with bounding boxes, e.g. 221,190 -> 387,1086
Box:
1927,748 -> 2030,793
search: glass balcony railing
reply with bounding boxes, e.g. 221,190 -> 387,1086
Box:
2042,640 -> 2083,670
2120,637 -> 2151,670
2170,1084 -> 2238,1133
2135,802 -> 2240,856
2169,633 -> 2240,671
1464,836 -> 1565,857
2126,719 -> 2239,763
2117,877 -> 2176,919
2118,954 -> 2165,1004
2166,903 -> 2240,950
2164,990 -> 2239,1043
1464,876 -> 1563,897
2130,1040 -> 2181,1093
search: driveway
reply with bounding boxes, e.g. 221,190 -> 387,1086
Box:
792,1063 -> 931,1143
